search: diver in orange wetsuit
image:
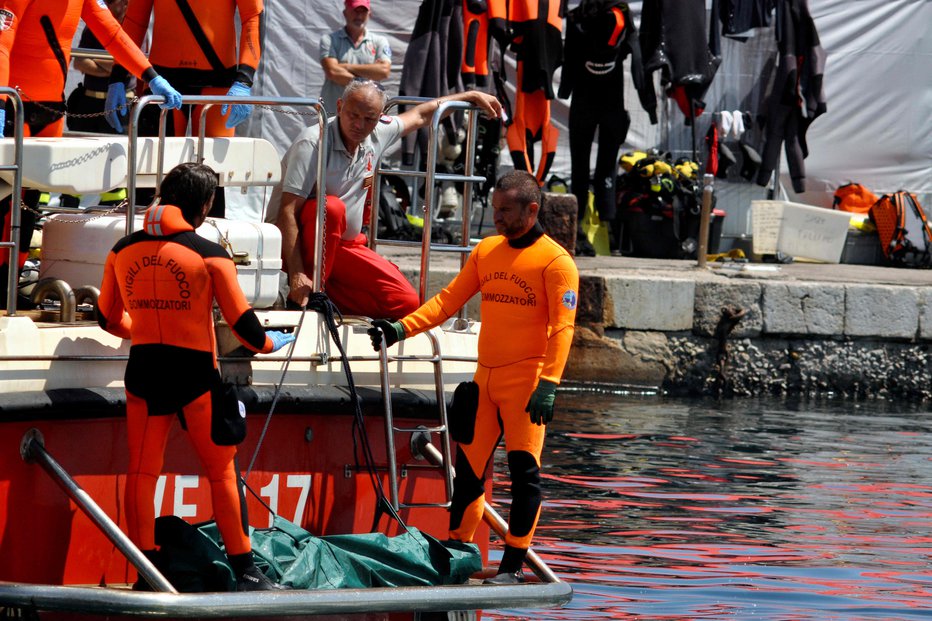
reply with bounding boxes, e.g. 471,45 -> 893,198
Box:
368,170 -> 579,584
115,0 -> 264,137
0,0 -> 182,308
97,163 -> 293,591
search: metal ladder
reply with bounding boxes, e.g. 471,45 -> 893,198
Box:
375,328 -> 456,512
372,98 -> 487,513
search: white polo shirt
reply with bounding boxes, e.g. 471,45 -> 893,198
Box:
266,115 -> 404,241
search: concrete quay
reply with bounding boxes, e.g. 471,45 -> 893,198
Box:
384,245 -> 932,402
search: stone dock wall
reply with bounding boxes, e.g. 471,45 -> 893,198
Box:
391,193 -> 932,402
570,271 -> 932,401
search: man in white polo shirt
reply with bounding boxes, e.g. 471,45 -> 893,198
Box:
268,79 -> 501,319
318,0 -> 392,116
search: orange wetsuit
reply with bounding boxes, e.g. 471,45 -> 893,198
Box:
0,0 -> 155,307
0,0 -> 153,135
121,0 -> 263,137
400,223 -> 578,551
97,203 -> 277,555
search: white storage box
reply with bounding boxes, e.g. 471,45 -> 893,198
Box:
40,213 -> 282,308
195,218 -> 282,308
751,200 -> 852,263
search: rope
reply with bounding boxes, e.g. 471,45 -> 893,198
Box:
244,308 -> 306,481
305,292 -> 407,533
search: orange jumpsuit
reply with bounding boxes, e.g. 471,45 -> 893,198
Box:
0,0 -> 153,135
400,224 -> 578,551
121,0 -> 263,137
97,203 -> 278,555
0,0 -> 155,307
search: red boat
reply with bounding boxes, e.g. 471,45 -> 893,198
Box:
0,92 -> 572,619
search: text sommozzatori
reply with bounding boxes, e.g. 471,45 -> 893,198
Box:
124,255 -> 193,311
479,270 -> 537,307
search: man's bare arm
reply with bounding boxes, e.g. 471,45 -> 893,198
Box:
74,57 -> 114,78
276,191 -> 313,307
321,57 -> 357,87
344,58 -> 391,81
397,90 -> 502,137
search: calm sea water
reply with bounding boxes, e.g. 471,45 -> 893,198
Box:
486,391 -> 932,620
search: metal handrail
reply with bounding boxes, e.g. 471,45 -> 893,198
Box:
20,428 -> 178,593
125,93 -> 332,295
376,97 -> 484,305
414,436 -> 562,584
0,87 -> 24,316
376,328 -> 455,513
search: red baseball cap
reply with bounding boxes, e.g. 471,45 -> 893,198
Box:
345,0 -> 370,9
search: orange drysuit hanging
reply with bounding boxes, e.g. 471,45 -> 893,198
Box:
489,0 -> 564,186
462,0 -> 491,87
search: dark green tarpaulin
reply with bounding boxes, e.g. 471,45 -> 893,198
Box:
192,516 -> 481,591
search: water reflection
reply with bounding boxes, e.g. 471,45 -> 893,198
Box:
486,393 -> 932,620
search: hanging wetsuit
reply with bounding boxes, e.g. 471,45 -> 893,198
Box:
97,203 -> 280,556
462,0 -> 491,88
0,0 -> 160,308
118,0 -> 264,138
495,0 -> 564,185
639,0 -> 721,122
559,0 -> 656,229
755,0 -> 825,193
399,223 -> 578,558
399,0 -> 463,166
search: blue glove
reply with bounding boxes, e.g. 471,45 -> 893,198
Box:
221,81 -> 253,129
104,82 -> 128,132
0,107 -> 5,136
148,75 -> 183,110
367,319 -> 405,351
525,379 -> 558,425
267,330 -> 296,352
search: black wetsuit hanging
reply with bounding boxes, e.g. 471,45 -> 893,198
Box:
639,0 -> 721,121
559,0 -> 656,226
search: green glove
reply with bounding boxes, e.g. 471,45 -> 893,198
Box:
368,319 -> 405,351
525,379 -> 558,425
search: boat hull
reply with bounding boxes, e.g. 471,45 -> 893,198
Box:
0,393 -> 488,588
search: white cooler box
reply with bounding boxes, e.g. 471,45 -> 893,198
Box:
751,200 -> 852,263
40,213 -> 282,308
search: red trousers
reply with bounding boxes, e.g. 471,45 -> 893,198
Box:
298,196 -> 419,320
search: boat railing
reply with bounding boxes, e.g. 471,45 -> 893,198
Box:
374,97 -> 485,307
123,93 -> 325,237
1,87 -> 25,315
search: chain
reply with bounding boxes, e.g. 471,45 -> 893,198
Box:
13,85 -> 131,120
16,87 -> 318,120
20,199 -> 128,223
203,218 -> 234,255
255,104 -> 319,118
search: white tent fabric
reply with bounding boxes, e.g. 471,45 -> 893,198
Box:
68,0 -> 931,219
